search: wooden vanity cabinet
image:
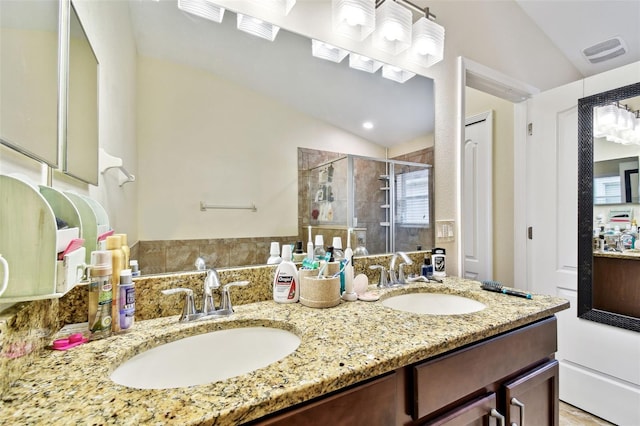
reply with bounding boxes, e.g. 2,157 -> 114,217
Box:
251,317 -> 558,426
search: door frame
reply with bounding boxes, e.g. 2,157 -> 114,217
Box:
456,57 -> 539,288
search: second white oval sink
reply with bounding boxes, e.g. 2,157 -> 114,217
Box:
382,293 -> 486,315
110,327 -> 300,389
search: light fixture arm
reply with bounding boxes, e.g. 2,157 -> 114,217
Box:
375,0 -> 437,20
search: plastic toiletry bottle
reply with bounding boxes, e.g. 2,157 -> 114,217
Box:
88,250 -> 113,340
314,235 -> 326,260
306,226 -> 314,261
115,233 -> 130,269
421,257 -> 433,278
273,244 -> 299,303
130,259 -> 140,277
432,247 -> 446,277
118,269 -> 135,331
106,235 -> 124,332
267,242 -> 282,265
293,241 -> 307,262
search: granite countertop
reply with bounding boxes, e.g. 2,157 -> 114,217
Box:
593,249 -> 640,260
2,278 -> 568,425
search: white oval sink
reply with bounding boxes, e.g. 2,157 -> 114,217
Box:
110,327 -> 300,389
382,293 -> 486,315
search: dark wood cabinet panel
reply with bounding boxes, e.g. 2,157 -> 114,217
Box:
593,255 -> 640,318
250,317 -> 559,426
412,317 -> 556,420
503,360 -> 559,426
254,372 -> 397,426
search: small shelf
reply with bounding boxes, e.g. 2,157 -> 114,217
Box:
380,187 -> 390,190
381,205 -> 390,209
380,222 -> 390,227
378,175 -> 390,181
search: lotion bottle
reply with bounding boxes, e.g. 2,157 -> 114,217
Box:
273,244 -> 299,303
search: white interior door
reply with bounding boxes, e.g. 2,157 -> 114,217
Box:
526,80 -> 640,426
462,112 -> 492,281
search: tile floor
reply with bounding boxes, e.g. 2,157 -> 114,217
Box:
560,401 -> 615,425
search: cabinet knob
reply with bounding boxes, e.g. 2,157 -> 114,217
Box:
510,397 -> 525,426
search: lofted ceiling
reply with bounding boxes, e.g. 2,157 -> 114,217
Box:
127,0 -> 434,148
128,0 -> 640,148
514,0 -> 640,77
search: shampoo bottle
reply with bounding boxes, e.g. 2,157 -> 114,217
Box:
106,235 -> 124,332
273,245 -> 299,303
88,250 -> 113,340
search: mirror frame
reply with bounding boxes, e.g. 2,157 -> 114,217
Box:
578,81 -> 640,333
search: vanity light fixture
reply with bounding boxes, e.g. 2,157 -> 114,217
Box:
381,64 -> 415,83
594,102 -> 640,145
372,0 -> 412,55
237,13 -> 280,41
407,10 -> 445,67
178,0 -> 225,23
349,53 -> 383,73
362,121 -> 374,129
311,39 -> 350,63
332,0 -> 376,41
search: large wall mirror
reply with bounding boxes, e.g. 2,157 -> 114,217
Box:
63,1 -> 99,185
0,0 -> 61,167
578,81 -> 640,332
129,1 -> 435,274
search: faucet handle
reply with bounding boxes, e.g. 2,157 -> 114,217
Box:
220,281 -> 250,312
398,263 -> 408,284
369,265 -> 388,287
161,288 -> 197,322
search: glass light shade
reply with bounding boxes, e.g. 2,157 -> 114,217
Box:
312,39 -> 349,63
372,0 -> 412,55
178,0 -> 225,23
349,53 -> 383,73
381,64 -> 415,83
408,17 -> 445,68
259,0 -> 297,15
594,104 -> 618,136
332,0 -> 375,41
237,14 -> 280,41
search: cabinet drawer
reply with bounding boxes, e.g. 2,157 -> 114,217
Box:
413,317 -> 557,420
255,372 -> 397,426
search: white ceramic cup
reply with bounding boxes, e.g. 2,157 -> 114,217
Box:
0,254 -> 8,297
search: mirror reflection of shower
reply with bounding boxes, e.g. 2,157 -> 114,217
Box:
299,148 -> 433,256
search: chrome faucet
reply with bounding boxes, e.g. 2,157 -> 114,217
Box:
389,252 -> 413,285
370,265 -> 389,288
203,268 -> 221,314
162,259 -> 249,322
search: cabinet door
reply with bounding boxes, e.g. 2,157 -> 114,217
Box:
422,393 -> 505,426
503,360 -> 559,426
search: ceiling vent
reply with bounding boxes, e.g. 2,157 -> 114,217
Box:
582,37 -> 627,64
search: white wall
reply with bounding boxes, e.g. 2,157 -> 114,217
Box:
1,1 -> 138,241
137,56 -> 385,240
465,87 -> 514,284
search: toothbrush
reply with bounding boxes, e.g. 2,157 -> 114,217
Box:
306,226 -> 314,261
481,280 -> 532,299
341,228 -> 358,301
332,258 -> 350,277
